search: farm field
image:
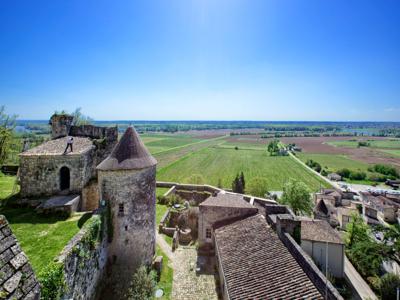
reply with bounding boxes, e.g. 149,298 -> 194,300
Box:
327,139 -> 400,149
141,134 -> 204,154
380,149 -> 400,157
297,153 -> 371,172
157,147 -> 329,191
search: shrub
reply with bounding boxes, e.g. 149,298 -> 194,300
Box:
157,195 -> 169,205
372,164 -> 399,178
39,263 -> 66,300
337,168 -> 351,178
321,169 -> 328,176
126,266 -> 156,300
349,171 -> 367,181
167,194 -> 184,207
247,177 -> 269,198
380,273 -> 400,300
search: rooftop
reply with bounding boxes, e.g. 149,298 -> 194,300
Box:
200,192 -> 254,209
301,219 -> 343,244
214,214 -> 323,300
97,126 -> 157,171
20,137 -> 93,156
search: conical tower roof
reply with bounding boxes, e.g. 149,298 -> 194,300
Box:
97,127 -> 157,171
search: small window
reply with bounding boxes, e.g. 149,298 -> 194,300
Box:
206,228 -> 212,239
118,203 -> 124,216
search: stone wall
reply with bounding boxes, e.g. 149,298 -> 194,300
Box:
19,150 -> 94,198
281,232 -> 343,300
57,214 -> 108,300
82,180 -> 99,211
98,166 -> 156,293
69,125 -> 118,143
0,215 -> 40,300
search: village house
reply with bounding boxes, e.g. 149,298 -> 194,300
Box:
300,219 -> 345,278
360,191 -> 400,223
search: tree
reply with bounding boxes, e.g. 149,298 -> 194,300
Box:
71,108 -> 93,126
280,179 -> 312,216
345,213 -> 370,248
380,273 -> 400,300
267,140 -> 280,156
246,177 -> 269,198
0,106 -> 17,165
232,174 -> 244,194
240,172 -> 245,191
126,266 -> 156,300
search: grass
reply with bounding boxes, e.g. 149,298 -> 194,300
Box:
141,134 -> 203,154
0,173 -> 18,200
155,245 -> 173,300
0,207 -> 85,274
156,204 -> 169,225
158,147 -> 328,191
297,153 -> 371,173
380,149 -> 400,157
157,187 -> 170,197
327,139 -> 400,149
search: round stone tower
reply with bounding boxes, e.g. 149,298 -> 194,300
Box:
97,127 -> 157,288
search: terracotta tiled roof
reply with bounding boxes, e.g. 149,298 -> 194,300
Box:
20,136 -> 93,156
199,193 -> 254,209
97,127 -> 157,170
301,219 -> 343,244
215,214 -> 323,300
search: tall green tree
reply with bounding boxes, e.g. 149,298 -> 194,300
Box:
232,173 -> 244,194
240,172 -> 245,191
0,106 -> 17,165
267,139 -> 280,156
280,179 -> 312,216
345,213 -> 370,248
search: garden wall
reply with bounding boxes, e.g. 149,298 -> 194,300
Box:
57,214 -> 108,300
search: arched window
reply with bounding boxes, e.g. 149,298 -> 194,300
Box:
60,166 -> 70,190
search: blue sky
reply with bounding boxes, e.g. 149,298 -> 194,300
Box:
1,0 -> 399,121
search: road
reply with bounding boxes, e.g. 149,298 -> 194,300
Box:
344,256 -> 378,300
289,152 -> 340,189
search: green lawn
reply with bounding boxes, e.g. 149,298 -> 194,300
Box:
327,139 -> 400,149
0,207 -> 84,275
155,245 -> 173,300
157,147 -> 328,191
156,204 -> 169,225
0,173 -> 18,200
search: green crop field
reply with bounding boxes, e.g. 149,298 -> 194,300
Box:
142,134 -> 203,154
297,153 -> 371,173
380,149 -> 400,157
327,139 -> 400,149
157,147 -> 328,191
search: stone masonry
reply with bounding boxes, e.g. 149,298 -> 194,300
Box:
0,215 -> 40,300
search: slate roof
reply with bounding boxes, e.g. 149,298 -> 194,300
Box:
20,136 -> 93,156
199,193 -> 254,209
301,219 -> 343,244
214,214 -> 323,300
97,127 -> 157,171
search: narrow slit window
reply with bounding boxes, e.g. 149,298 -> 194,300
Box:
206,228 -> 212,239
118,203 -> 124,216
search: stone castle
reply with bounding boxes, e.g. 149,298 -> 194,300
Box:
16,114 -> 157,299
